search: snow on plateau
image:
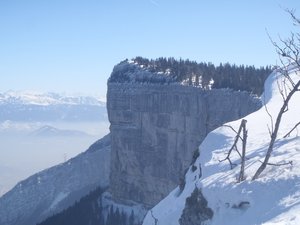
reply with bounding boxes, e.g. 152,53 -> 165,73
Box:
143,69 -> 300,225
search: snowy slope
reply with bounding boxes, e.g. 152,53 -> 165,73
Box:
143,69 -> 300,225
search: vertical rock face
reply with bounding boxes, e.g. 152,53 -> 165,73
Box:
107,62 -> 261,208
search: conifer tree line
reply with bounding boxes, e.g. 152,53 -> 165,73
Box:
133,57 -> 272,96
37,187 -> 137,225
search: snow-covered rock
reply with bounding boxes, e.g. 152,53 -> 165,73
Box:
142,70 -> 300,224
0,134 -> 111,225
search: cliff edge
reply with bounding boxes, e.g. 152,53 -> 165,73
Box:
107,60 -> 262,208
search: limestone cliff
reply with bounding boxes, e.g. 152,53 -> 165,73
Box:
107,61 -> 261,208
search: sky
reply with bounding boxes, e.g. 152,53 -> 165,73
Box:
0,0 -> 300,97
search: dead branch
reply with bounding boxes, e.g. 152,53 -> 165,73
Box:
220,120 -> 246,170
219,155 -> 237,169
238,120 -> 247,182
258,160 -> 293,167
150,210 -> 158,225
263,91 -> 274,137
283,121 -> 300,138
286,8 -> 300,25
253,78 -> 300,180
276,77 -> 289,113
222,124 -> 243,142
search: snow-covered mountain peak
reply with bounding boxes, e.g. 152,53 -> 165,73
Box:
0,90 -> 106,106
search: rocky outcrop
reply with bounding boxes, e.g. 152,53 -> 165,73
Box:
0,135 -> 111,225
179,187 -> 213,225
107,62 -> 261,208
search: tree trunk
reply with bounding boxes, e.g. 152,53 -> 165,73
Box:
252,78 -> 300,180
238,120 -> 247,182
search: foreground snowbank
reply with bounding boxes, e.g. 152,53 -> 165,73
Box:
143,70 -> 300,225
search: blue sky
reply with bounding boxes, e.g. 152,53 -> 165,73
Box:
0,0 -> 299,97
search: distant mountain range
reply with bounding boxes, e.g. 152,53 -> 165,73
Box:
0,91 -> 107,122
30,125 -> 91,137
0,91 -> 106,106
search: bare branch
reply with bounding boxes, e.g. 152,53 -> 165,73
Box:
219,120 -> 246,170
286,8 -> 300,25
238,121 -> 247,182
234,145 -> 242,158
222,124 -> 243,142
263,91 -> 274,136
283,121 -> 300,138
276,77 -> 286,102
267,124 -> 272,138
150,210 -> 158,225
258,160 -> 293,167
253,71 -> 300,180
253,78 -> 300,180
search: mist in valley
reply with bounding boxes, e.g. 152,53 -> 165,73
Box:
0,121 -> 109,196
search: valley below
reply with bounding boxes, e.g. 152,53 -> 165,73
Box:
0,91 -> 109,196
0,121 -> 109,196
